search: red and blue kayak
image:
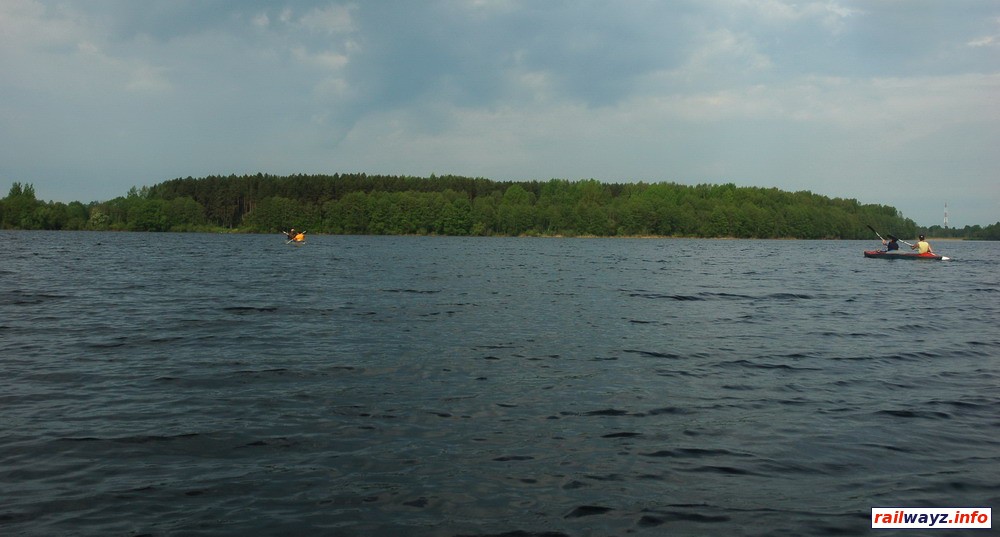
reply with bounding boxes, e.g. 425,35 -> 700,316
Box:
864,250 -> 948,261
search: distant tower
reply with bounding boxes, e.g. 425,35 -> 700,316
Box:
944,202 -> 949,229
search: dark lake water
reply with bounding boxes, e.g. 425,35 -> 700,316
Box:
2,231 -> 998,536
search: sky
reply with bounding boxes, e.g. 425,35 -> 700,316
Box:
1,0 -> 998,227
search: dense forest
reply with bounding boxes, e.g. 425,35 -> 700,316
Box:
2,174 -> 998,239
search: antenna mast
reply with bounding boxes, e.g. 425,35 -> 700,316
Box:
944,202 -> 949,229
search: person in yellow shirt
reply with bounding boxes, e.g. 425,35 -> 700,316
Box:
911,234 -> 933,254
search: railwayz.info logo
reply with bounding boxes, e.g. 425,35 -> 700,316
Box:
872,508 -> 991,529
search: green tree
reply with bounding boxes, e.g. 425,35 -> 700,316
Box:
705,205 -> 732,237
5,174 -> 937,237
128,198 -> 168,231
243,196 -> 303,233
2,182 -> 40,228
498,185 -> 535,235
65,202 -> 90,230
438,195 -> 472,235
332,192 -> 371,234
471,193 -> 500,235
165,197 -> 206,230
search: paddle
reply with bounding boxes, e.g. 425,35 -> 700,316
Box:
865,224 -> 886,242
885,234 -> 912,248
866,225 -> 913,247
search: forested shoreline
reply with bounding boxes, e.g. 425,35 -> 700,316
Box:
2,174 -> 998,239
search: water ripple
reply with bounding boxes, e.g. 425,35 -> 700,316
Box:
2,233 -> 997,536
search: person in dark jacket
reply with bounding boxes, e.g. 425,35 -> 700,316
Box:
882,235 -> 899,251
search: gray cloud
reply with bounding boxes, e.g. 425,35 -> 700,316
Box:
1,0 -> 997,225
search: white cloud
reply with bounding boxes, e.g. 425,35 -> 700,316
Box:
727,0 -> 862,30
0,1 -> 172,96
968,18 -> 1000,47
809,1 -> 863,34
298,4 -> 356,34
71,38 -> 173,94
510,70 -> 557,104
967,35 -> 995,47
327,66 -> 999,209
0,0 -> 79,49
685,28 -> 774,74
462,0 -> 518,11
124,64 -> 172,93
312,76 -> 352,101
252,12 -> 269,29
293,47 -> 349,71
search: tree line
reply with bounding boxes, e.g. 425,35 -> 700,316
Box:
2,175 -> 998,240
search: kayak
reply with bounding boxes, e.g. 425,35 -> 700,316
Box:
285,232 -> 306,244
864,250 -> 948,261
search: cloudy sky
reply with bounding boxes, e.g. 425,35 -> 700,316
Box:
1,0 -> 997,226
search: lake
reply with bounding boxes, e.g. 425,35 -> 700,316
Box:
1,231 -> 997,536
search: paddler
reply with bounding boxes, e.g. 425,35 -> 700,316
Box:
285,228 -> 297,241
882,235 -> 899,251
910,234 -> 933,254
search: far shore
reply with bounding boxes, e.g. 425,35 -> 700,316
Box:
0,229 -> 976,241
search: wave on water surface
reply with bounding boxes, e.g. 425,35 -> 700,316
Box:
1,233 -> 997,536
